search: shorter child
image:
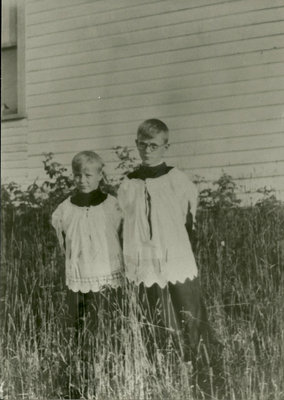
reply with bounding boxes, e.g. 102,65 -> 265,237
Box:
52,151 -> 123,330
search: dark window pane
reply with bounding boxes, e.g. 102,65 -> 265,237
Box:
1,46 -> 17,115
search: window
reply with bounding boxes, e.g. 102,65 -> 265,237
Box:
1,0 -> 25,120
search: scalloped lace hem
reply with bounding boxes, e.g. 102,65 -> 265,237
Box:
66,272 -> 123,293
125,273 -> 198,288
123,253 -> 198,288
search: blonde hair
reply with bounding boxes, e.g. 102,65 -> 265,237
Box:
72,151 -> 104,173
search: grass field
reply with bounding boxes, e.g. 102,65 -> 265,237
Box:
1,200 -> 284,400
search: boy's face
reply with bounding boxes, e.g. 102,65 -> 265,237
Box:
73,162 -> 102,193
136,132 -> 169,166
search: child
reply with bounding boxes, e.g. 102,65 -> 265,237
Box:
52,151 -> 123,330
117,119 -> 216,363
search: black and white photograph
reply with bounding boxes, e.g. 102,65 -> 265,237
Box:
1,0 -> 284,399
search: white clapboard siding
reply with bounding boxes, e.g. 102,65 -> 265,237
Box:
28,80 -> 284,119
28,127 -> 284,154
26,20 -> 284,68
168,133 -> 284,158
172,147 -> 284,170
27,51 -> 284,96
26,0 -> 284,38
26,47 -> 284,88
27,0 -> 169,23
2,150 -> 27,162
2,144 -> 27,153
27,106 -> 284,152
27,75 -> 284,108
1,131 -> 28,145
186,161 -> 284,181
26,6 -> 284,52
1,118 -> 28,183
26,0 -> 240,23
26,12 -> 284,61
1,0 -> 284,198
26,34 -> 284,84
27,93 -> 284,132
1,160 -> 29,182
28,118 -> 284,146
29,79 -> 284,118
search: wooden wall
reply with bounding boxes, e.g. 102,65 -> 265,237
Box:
2,0 -> 284,200
1,119 -> 29,183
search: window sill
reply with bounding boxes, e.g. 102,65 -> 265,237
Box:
1,113 -> 26,122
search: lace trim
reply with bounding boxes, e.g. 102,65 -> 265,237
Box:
125,274 -> 197,288
123,255 -> 198,288
66,271 -> 123,293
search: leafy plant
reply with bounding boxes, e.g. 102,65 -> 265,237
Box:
198,173 -> 241,210
256,186 -> 282,209
102,146 -> 139,194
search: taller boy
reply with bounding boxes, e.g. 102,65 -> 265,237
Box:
118,119 -> 210,360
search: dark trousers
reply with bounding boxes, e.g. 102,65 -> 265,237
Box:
65,287 -> 122,336
139,278 -> 218,361
139,278 -> 224,397
62,287 -> 123,398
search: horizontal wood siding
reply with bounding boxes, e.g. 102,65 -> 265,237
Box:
1,0 -> 284,200
1,120 -> 29,183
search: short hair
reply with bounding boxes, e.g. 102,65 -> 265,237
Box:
137,118 -> 169,143
72,151 -> 104,173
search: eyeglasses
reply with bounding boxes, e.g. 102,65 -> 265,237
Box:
136,141 -> 165,152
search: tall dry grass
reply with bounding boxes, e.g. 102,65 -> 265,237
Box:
1,201 -> 283,399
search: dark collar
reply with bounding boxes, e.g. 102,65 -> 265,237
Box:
71,188 -> 107,207
127,162 -> 173,180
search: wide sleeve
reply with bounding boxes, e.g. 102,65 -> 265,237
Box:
105,195 -> 122,232
51,202 -> 65,252
117,177 -> 136,212
171,169 -> 199,225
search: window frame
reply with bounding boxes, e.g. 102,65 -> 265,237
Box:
1,0 -> 26,121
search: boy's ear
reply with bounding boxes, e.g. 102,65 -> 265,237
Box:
165,143 -> 170,150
